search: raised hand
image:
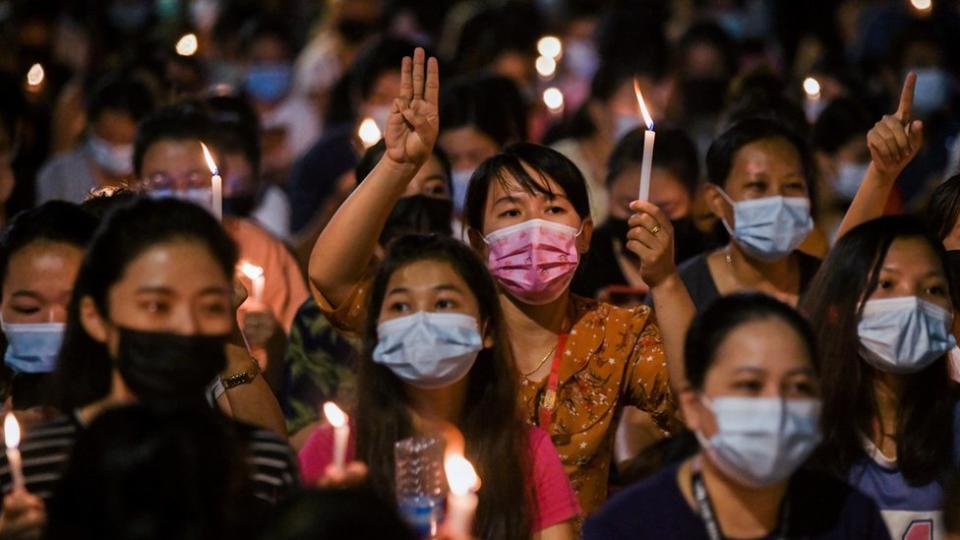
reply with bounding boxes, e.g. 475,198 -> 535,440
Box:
867,72 -> 924,178
625,200 -> 676,288
385,48 -> 440,167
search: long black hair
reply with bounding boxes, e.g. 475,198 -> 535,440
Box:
52,197 -> 237,412
799,215 -> 957,485
355,234 -> 531,539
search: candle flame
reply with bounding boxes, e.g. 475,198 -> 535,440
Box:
536,36 -> 562,59
910,0 -> 932,11
4,413 -> 20,449
200,142 -> 219,176
445,453 -> 480,495
633,79 -> 654,130
26,64 -> 44,87
323,401 -> 348,428
176,33 -> 199,57
239,261 -> 264,280
802,77 -> 821,98
542,87 -> 564,111
358,118 -> 382,149
535,56 -> 557,78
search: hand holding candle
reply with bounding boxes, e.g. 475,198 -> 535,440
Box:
4,413 -> 24,492
323,402 -> 350,474
200,142 -> 223,222
443,453 -> 480,536
632,79 -> 656,201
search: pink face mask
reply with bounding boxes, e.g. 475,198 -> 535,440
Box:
483,219 -> 582,305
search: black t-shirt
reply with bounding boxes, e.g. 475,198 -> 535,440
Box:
583,464 -> 890,540
672,250 -> 822,313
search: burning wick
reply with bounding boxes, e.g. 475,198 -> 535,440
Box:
239,262 -> 265,303
632,79 -> 656,201
26,64 -> 44,89
323,402 -> 350,473
444,453 -> 480,535
200,142 -> 223,222
4,413 -> 24,492
358,118 -> 382,149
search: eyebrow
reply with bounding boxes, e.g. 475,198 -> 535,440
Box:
10,291 -> 42,300
386,284 -> 465,295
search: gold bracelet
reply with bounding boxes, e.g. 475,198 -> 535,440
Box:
222,360 -> 261,390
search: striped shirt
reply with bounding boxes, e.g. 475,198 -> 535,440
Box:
0,414 -> 300,506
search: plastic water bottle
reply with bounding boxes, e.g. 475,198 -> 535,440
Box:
395,436 -> 447,539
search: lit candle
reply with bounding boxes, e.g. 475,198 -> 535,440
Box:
358,118 -> 382,149
444,453 -> 480,536
200,142 -> 223,222
4,413 -> 24,492
176,33 -> 199,57
239,261 -> 265,304
323,402 -> 349,473
802,76 -> 824,123
633,79 -> 656,201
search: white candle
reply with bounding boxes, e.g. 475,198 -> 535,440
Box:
200,142 -> 223,222
4,413 -> 24,492
633,79 -> 656,201
444,453 -> 480,536
239,261 -> 265,304
323,402 -> 349,473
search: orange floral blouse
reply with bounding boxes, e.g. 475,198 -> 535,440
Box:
314,285 -> 676,517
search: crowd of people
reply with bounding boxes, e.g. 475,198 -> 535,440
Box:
0,0 -> 960,538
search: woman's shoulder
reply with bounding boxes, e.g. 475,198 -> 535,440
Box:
583,465 -> 691,538
571,294 -> 655,329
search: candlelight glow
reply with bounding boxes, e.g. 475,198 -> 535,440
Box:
535,56 -> 557,78
200,142 -> 219,176
543,87 -> 564,111
633,79 -> 654,130
445,454 -> 479,496
239,261 -> 264,280
358,117 -> 382,148
323,401 -> 348,428
910,0 -> 932,11
537,36 -> 562,59
26,63 -> 44,87
176,33 -> 199,57
802,77 -> 821,98
4,413 -> 20,449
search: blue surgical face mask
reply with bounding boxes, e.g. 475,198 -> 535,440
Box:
833,161 -> 868,201
86,134 -> 133,176
718,189 -> 814,262
450,169 -> 473,214
858,296 -> 955,374
149,187 -> 213,214
372,311 -> 483,389
2,321 -> 65,374
912,67 -> 951,116
696,396 -> 821,487
614,113 -> 642,142
244,63 -> 293,103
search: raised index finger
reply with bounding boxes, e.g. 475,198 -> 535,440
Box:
895,71 -> 916,123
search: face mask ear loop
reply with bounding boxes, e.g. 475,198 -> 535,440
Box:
713,186 -> 737,234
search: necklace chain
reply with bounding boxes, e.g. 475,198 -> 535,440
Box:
522,344 -> 558,377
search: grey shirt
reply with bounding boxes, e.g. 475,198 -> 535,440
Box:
36,148 -> 98,204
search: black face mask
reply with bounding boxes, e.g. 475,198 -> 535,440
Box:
380,196 -> 453,245
682,77 -> 729,117
115,327 -> 227,406
223,194 -> 258,218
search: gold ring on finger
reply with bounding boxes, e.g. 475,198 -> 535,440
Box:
651,224 -> 661,234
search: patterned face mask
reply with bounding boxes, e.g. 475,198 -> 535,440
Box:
483,219 -> 582,305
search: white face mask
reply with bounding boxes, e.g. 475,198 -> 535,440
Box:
149,187 -> 214,214
372,311 -> 483,389
832,161 -> 868,201
450,169 -> 473,214
858,296 -> 956,374
86,134 -> 134,176
718,189 -> 814,262
696,396 -> 821,488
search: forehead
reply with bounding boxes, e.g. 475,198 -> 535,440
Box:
384,259 -> 472,295
141,139 -> 207,173
707,318 -> 812,377
730,138 -> 802,174
488,163 -> 565,200
881,236 -> 944,273
5,241 -> 84,284
118,241 -> 228,289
